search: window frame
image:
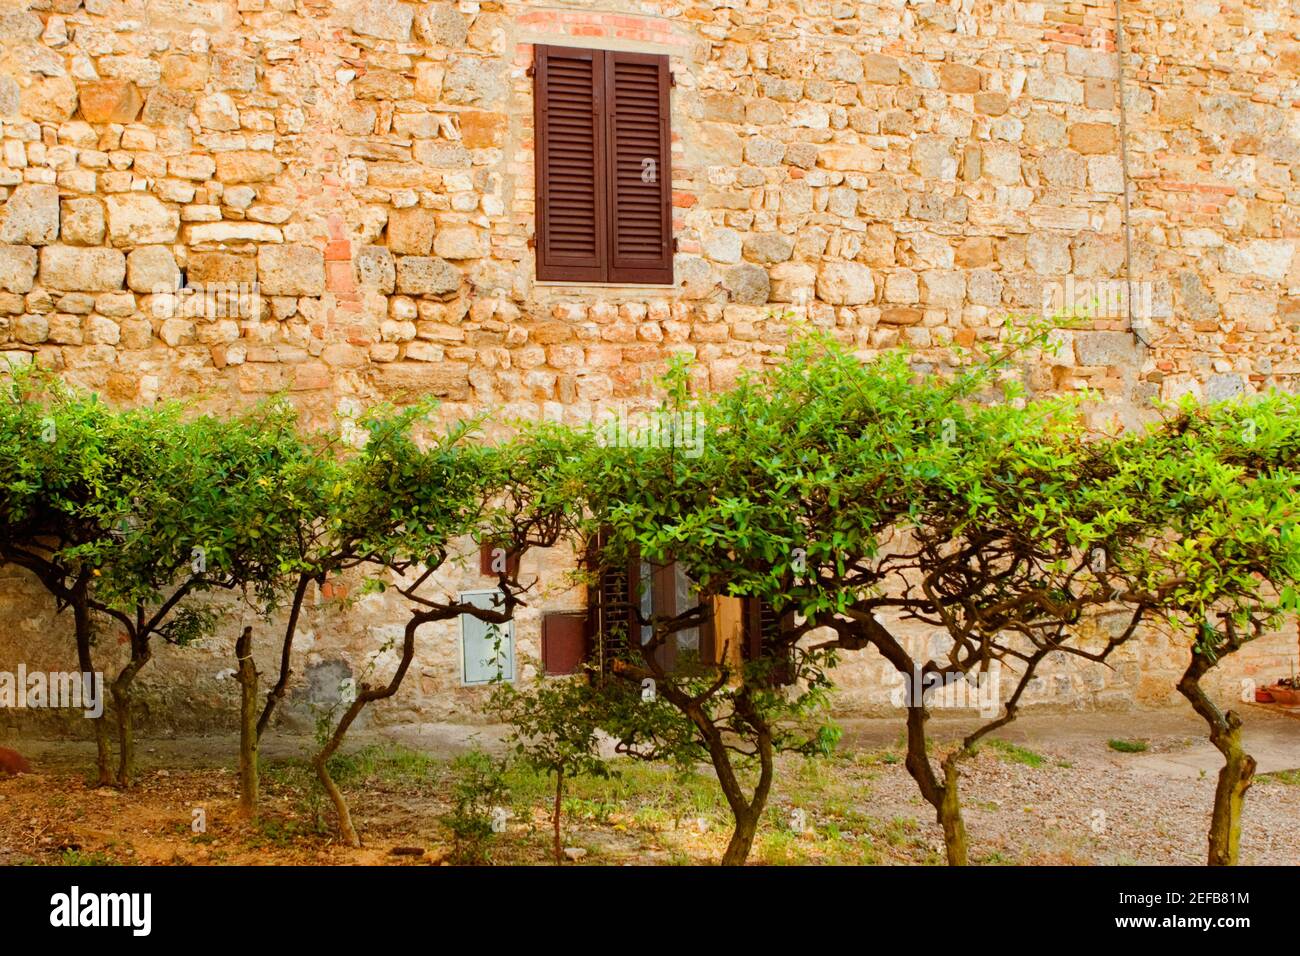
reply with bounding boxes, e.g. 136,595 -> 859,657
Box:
458,588 -> 515,687
532,43 -> 674,286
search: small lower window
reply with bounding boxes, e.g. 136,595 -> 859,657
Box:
460,589 -> 514,686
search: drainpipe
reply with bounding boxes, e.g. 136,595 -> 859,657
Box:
1114,0 -> 1150,348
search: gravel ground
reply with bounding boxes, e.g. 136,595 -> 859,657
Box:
834,706 -> 1300,864
4,705 -> 1298,865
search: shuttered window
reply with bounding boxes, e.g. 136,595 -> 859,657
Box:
541,611 -> 587,676
743,596 -> 795,687
533,45 -> 673,285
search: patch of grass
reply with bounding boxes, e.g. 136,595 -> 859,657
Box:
757,829 -> 809,865
630,805 -> 673,832
856,748 -> 902,767
562,796 -> 616,824
326,744 -> 443,789
249,814 -> 320,848
57,849 -> 116,866
1258,768 -> 1300,786
1107,738 -> 1148,754
879,815 -> 921,847
985,739 -> 1045,768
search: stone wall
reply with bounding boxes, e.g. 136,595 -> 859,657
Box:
0,0 -> 1297,733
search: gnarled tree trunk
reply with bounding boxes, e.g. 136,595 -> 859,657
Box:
313,613 -> 425,848
706,694 -> 774,867
71,575 -> 113,787
235,625 -> 259,818
552,764 -> 565,864
1178,653 -> 1256,866
903,703 -> 969,866
256,572 -> 311,742
111,639 -> 150,788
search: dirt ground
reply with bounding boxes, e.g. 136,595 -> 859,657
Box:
1,704 -> 1297,866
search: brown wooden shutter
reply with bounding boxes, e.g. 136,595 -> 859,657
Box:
534,45 -> 608,282
542,611 -> 588,676
585,530 -> 633,676
478,540 -> 521,578
743,596 -> 795,686
604,51 -> 673,284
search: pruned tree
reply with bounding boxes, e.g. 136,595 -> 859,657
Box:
0,366 -> 120,785
76,401 -> 315,788
564,358 -> 842,865
488,674 -> 612,863
1103,394 -> 1300,865
308,409 -> 577,847
572,327 -> 1172,865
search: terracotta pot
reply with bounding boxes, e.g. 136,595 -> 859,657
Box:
1266,685 -> 1300,706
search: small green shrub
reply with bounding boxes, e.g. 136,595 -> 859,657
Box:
1107,738 -> 1148,754
440,749 -> 510,864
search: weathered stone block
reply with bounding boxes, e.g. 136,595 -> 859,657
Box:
188,222 -> 283,243
14,314 -> 49,344
355,245 -> 396,292
1027,233 -> 1071,276
257,244 -> 325,296
819,145 -> 881,172
415,2 -> 467,46
78,80 -> 144,123
442,56 -> 505,106
433,225 -> 487,260
395,256 -> 460,295
60,199 -> 106,246
744,137 -> 785,166
703,228 -> 742,264
161,54 -> 210,91
722,263 -> 769,305
1069,122 -> 1117,154
374,361 -> 470,399
863,54 -> 899,84
106,194 -> 179,246
879,307 -> 923,326
188,251 -> 257,285
215,151 -> 283,183
458,110 -> 506,148
911,136 -> 957,180
352,70 -> 413,100
743,233 -> 794,264
39,246 -> 126,292
884,270 -> 919,304
141,87 -> 195,127
126,245 -> 179,293
196,92 -> 240,131
385,207 -> 436,256
817,262 -> 875,305
412,142 -> 471,167
1074,331 -> 1139,367
0,185 -> 59,246
0,245 -> 37,294
352,0 -> 414,40
22,76 -> 77,122
940,63 -> 981,93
